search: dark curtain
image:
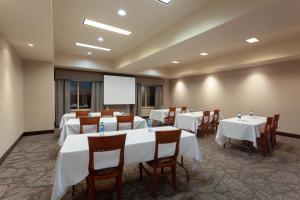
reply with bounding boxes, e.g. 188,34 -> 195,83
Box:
55,80 -> 70,127
91,81 -> 103,112
154,85 -> 163,109
134,84 -> 142,116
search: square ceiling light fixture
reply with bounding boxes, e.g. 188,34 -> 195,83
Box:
83,19 -> 132,36
158,0 -> 173,5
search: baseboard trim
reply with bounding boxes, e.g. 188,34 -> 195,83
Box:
0,136 -> 22,165
22,130 -> 54,136
277,131 -> 300,139
1,129 -> 55,165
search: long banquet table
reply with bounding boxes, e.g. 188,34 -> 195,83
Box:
174,111 -> 217,133
51,126 -> 202,200
215,115 -> 267,148
149,108 -> 181,123
58,116 -> 147,146
59,111 -> 122,129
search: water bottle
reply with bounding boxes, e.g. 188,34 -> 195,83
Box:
238,112 -> 242,120
147,119 -> 152,128
250,111 -> 254,117
190,108 -> 193,113
201,107 -> 204,112
99,122 -> 105,134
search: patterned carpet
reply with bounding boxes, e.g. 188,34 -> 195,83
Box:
1,131 -> 300,200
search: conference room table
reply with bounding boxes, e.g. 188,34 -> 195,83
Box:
175,111 -> 220,133
149,108 -> 181,123
215,115 -> 267,148
51,126 -> 202,200
59,111 -> 122,129
58,116 -> 147,146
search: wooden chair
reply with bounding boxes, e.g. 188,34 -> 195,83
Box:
164,107 -> 176,126
101,110 -> 114,117
79,117 -> 100,134
197,111 -> 211,137
210,110 -> 220,133
270,114 -> 280,148
75,111 -> 89,118
257,117 -> 273,156
139,129 -> 181,198
181,106 -> 187,113
87,134 -> 126,200
116,115 -> 134,131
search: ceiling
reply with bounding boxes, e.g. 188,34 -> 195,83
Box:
0,0 -> 53,61
1,0 -> 300,79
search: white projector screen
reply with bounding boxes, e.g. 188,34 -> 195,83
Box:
104,75 -> 136,105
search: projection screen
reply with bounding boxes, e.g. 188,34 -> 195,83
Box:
104,75 -> 136,105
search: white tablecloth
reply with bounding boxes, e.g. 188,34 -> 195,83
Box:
215,116 -> 266,148
51,126 -> 202,200
58,116 -> 147,146
59,112 -> 122,129
175,111 -> 220,133
149,109 -> 181,123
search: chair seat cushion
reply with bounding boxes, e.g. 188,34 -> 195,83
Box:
94,167 -> 119,176
146,157 -> 174,167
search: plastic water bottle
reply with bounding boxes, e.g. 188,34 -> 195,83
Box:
99,122 -> 105,134
147,119 -> 152,128
250,111 -> 254,117
238,112 -> 242,120
147,119 -> 153,133
201,107 -> 204,112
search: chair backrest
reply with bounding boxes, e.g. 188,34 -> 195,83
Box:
116,115 -> 134,131
272,114 -> 280,130
168,106 -> 176,117
181,106 -> 187,113
79,116 -> 100,134
202,111 -> 211,124
212,109 -> 220,122
263,117 -> 273,136
154,130 -> 181,165
75,111 -> 89,118
87,134 -> 126,173
101,110 -> 114,117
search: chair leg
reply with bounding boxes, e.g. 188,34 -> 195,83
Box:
87,176 -> 94,200
152,168 -> 157,198
117,175 -> 123,200
262,139 -> 267,156
172,164 -> 177,190
139,163 -> 143,181
161,167 -> 164,175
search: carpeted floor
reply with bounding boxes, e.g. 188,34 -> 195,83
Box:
1,131 -> 300,200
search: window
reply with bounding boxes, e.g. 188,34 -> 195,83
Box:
70,81 -> 92,110
142,86 -> 156,107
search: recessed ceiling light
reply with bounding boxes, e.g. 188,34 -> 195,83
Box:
172,61 -> 179,64
118,9 -> 126,16
27,43 -> 34,47
87,52 -> 92,55
75,42 -> 111,51
83,18 -> 132,36
158,0 -> 173,5
200,52 -> 209,56
246,37 -> 259,43
97,37 -> 104,42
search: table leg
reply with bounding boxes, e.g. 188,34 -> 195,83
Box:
176,156 -> 189,181
72,185 -> 75,199
223,137 -> 255,154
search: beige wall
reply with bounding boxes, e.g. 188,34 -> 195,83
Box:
169,60 -> 300,134
0,34 -> 24,157
23,60 -> 54,132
